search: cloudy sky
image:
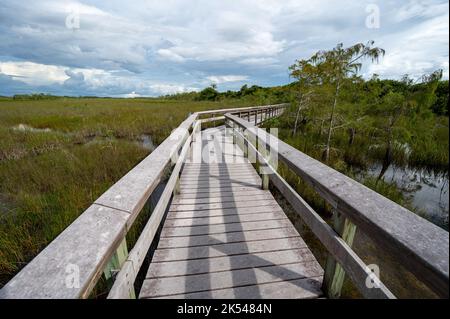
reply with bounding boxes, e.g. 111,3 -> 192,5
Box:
0,0 -> 448,97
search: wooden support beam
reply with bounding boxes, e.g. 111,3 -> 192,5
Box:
322,211 -> 357,298
103,238 -> 129,287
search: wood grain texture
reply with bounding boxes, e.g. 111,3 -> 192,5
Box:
147,277 -> 323,299
0,105 -> 289,299
227,113 -> 449,298
0,204 -> 129,299
139,126 -> 323,299
140,263 -> 323,298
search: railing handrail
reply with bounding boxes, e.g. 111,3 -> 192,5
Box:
5,102 -> 445,299
196,103 -> 288,116
0,104 -> 286,299
225,113 -> 449,298
228,121 -> 395,298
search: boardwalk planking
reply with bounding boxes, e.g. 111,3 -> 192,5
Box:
139,126 -> 323,299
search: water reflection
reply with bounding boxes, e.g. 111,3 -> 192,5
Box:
138,134 -> 155,151
368,164 -> 449,230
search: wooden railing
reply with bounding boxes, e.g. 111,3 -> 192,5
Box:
225,113 -> 449,299
0,104 -> 287,299
1,102 -> 447,299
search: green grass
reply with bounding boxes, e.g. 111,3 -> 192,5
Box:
0,97 -> 255,287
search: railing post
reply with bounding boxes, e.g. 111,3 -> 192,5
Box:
172,150 -> 181,194
103,238 -> 129,288
322,211 -> 357,298
192,120 -> 200,143
232,122 -> 236,145
189,134 -> 195,162
255,110 -> 258,125
174,173 -> 181,195
243,129 -> 248,158
261,168 -> 269,190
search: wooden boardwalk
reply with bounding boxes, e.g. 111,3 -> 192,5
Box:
139,126 -> 324,299
1,105 -> 447,299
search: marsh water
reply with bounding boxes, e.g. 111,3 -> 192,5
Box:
367,164 -> 449,230
138,134 -> 156,151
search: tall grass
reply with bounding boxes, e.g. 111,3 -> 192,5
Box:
0,98 -> 255,286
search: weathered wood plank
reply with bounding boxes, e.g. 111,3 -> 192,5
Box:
181,170 -> 260,181
160,218 -> 293,237
147,248 -> 315,277
157,227 -> 300,249
147,277 -> 323,299
167,204 -> 283,219
183,165 -> 251,170
152,237 -> 308,262
173,190 -> 269,201
171,193 -> 273,206
140,262 -> 323,298
178,185 -> 261,194
182,166 -> 254,172
164,211 -> 287,227
180,173 -> 260,181
0,204 -> 129,299
169,199 -> 276,212
179,177 -> 260,186
181,168 -> 257,174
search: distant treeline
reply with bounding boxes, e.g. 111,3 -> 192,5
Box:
164,80 -> 448,116
4,78 -> 448,116
8,94 -> 125,100
10,93 -> 62,100
162,83 -> 293,106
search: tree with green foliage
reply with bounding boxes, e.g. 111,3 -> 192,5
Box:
368,91 -> 412,180
289,58 -> 321,135
431,80 -> 449,116
290,41 -> 385,162
198,84 -> 219,101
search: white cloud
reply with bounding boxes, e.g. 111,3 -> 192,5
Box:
149,84 -> 199,95
239,57 -> 279,66
367,13 -> 449,79
0,61 -> 69,85
0,60 -> 199,96
206,75 -> 249,84
394,0 -> 448,22
0,0 -> 448,96
122,91 -> 140,98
